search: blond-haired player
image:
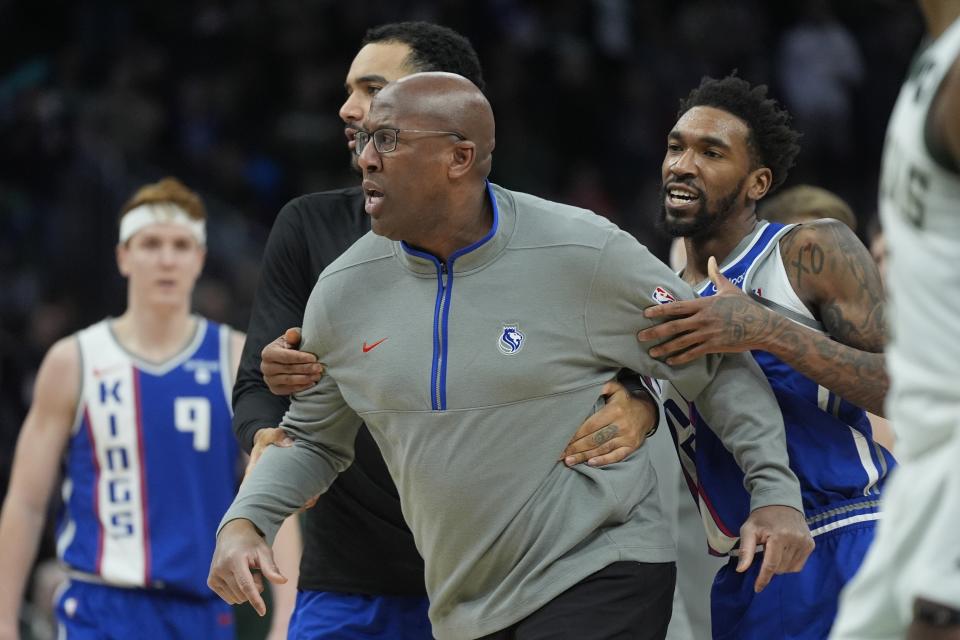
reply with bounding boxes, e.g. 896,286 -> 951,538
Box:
0,178 -> 246,639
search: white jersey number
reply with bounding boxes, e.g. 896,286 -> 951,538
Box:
174,397 -> 211,451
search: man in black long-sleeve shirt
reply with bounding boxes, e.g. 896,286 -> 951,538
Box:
233,22 -> 659,638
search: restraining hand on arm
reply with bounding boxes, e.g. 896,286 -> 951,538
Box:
243,328 -> 322,517
233,201 -> 330,452
560,380 -> 660,467
639,221 -> 888,416
261,327 -> 324,396
243,426 -> 293,481
587,230 -> 813,592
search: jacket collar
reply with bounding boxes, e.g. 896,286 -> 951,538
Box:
395,181 -> 515,275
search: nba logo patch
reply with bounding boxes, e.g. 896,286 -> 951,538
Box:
498,324 -> 525,355
651,286 -> 677,305
194,367 -> 211,385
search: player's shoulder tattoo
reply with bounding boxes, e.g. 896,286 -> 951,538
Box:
780,220 -> 885,352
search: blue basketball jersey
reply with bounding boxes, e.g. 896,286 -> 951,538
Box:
57,318 -> 239,598
658,222 -> 896,554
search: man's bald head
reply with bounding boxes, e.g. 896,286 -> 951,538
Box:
369,72 -> 495,177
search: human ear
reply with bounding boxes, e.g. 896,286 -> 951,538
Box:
448,141 -> 476,179
748,167 -> 773,201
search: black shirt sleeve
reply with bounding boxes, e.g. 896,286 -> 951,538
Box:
233,198 -> 315,451
233,190 -> 367,452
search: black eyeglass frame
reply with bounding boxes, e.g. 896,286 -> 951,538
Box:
354,128 -> 466,155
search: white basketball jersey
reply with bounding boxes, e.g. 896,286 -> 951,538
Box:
58,318 -> 238,597
878,16 -> 960,460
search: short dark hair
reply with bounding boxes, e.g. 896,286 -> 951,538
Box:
363,22 -> 485,92
679,75 -> 800,194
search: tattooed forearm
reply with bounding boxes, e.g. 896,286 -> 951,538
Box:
766,312 -> 888,416
820,301 -> 886,352
714,295 -> 781,350
591,424 -> 619,446
773,222 -> 888,414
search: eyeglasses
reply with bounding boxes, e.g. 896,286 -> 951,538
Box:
355,128 -> 465,155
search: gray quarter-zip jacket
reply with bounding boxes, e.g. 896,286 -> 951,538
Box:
222,183 -> 801,639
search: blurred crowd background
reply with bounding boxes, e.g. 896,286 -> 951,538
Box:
0,0 -> 925,616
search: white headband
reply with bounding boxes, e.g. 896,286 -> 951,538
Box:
119,203 -> 206,245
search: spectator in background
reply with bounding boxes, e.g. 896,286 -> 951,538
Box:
778,0 -> 864,190
760,184 -> 858,231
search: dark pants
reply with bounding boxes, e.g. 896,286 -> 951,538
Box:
479,561 -> 676,640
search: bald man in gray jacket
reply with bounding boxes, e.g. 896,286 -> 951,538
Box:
209,73 -> 813,640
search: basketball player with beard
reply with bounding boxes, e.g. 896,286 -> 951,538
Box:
638,75 -> 894,639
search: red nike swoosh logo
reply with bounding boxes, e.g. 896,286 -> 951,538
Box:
362,338 -> 388,353
92,363 -> 126,378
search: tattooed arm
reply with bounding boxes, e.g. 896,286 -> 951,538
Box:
639,220 -> 888,416
769,220 -> 888,413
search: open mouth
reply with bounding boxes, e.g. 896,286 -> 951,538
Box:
364,187 -> 385,215
665,184 -> 701,208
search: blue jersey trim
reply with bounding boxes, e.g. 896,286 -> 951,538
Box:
399,181 -> 500,410
696,222 -> 786,297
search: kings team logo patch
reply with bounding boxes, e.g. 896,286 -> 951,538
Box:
498,324 -> 525,355
651,286 -> 677,305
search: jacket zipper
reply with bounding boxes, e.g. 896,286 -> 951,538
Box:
433,262 -> 449,409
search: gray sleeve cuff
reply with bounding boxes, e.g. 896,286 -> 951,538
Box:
748,486 -> 805,515
217,512 -> 280,546
216,442 -> 345,546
